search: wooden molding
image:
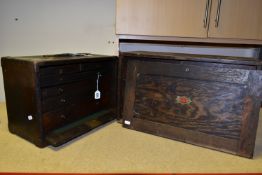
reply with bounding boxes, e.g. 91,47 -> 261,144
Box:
118,34 -> 262,46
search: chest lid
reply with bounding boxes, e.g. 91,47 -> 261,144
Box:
121,51 -> 261,67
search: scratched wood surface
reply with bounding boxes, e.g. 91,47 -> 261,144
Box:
134,74 -> 245,140
121,52 -> 262,158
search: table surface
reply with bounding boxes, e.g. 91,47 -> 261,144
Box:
0,102 -> 262,173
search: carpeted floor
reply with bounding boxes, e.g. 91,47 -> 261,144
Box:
0,102 -> 262,173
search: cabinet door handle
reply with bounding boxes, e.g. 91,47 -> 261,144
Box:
203,0 -> 211,28
215,0 -> 222,28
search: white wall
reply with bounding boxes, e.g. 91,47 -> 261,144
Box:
0,0 -> 118,102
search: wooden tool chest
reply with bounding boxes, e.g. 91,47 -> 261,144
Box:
2,51 -> 262,158
120,51 -> 262,158
1,53 -> 117,147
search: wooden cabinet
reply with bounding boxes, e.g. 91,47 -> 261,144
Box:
116,0 -> 262,42
116,0 -> 209,38
121,51 -> 262,158
208,0 -> 262,40
1,54 -> 117,147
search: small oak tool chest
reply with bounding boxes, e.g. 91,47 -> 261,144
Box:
121,51 -> 262,158
1,53 -> 117,147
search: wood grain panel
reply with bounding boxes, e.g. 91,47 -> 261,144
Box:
122,60 -> 137,127
134,74 -> 245,140
136,60 -> 250,85
209,0 -> 262,40
116,0 -> 208,37
132,117 -> 239,154
121,52 -> 262,158
238,71 -> 262,158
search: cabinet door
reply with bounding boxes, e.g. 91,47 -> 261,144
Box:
116,0 -> 209,38
208,0 -> 262,40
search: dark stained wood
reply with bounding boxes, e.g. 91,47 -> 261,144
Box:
122,60 -> 137,128
117,52 -> 130,121
39,61 -> 112,87
118,51 -> 257,122
41,73 -> 112,112
121,51 -> 262,158
39,63 -> 81,77
41,79 -> 94,100
132,118 -> 239,154
259,48 -> 262,60
135,61 -> 251,85
238,71 -> 262,158
122,51 -> 262,66
1,59 -> 44,147
1,54 -> 117,147
42,98 -> 111,133
46,110 -> 115,147
134,74 -> 245,140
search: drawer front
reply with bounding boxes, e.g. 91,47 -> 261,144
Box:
41,73 -> 112,113
41,60 -> 117,133
40,64 -> 81,77
123,59 -> 262,158
81,62 -> 105,71
42,98 -> 110,133
39,61 -> 111,87
41,79 -> 93,100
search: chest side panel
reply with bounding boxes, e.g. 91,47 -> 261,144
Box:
1,58 -> 43,147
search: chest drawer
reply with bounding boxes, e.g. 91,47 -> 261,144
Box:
39,61 -> 111,87
42,97 -> 110,133
41,73 -> 112,113
39,64 -> 81,77
41,79 -> 93,100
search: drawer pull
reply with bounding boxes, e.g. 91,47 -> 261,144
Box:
203,0 -> 211,28
58,88 -> 64,93
215,0 -> 222,27
59,69 -> 63,74
185,68 -> 190,72
60,99 -> 66,103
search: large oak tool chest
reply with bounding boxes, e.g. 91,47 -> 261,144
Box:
121,51 -> 262,158
1,53 -> 117,147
